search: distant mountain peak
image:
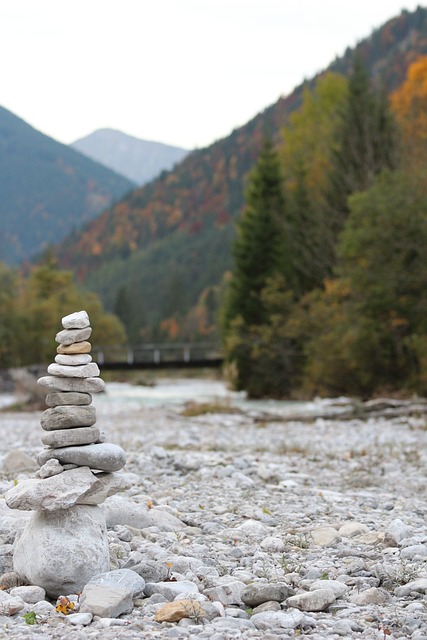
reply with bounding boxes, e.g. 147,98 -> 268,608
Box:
71,129 -> 190,185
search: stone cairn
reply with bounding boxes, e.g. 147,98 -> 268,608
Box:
5,310 -> 129,598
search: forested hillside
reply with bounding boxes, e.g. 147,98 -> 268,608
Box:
54,7 -> 427,344
0,108 -> 134,265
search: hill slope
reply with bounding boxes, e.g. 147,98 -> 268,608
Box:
55,7 -> 427,341
71,129 -> 189,185
0,108 -> 135,264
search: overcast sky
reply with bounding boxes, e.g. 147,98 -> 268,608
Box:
0,1 -> 422,149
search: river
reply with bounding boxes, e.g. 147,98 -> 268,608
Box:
0,374 -> 348,417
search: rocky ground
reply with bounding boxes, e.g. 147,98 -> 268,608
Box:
0,388 -> 426,639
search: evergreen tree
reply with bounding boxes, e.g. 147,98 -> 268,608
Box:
222,141 -> 292,395
279,72 -> 348,291
326,56 -> 398,236
223,140 -> 289,332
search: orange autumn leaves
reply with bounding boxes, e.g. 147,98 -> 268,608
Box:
391,55 -> 427,168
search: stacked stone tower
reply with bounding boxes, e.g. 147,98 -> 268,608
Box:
5,310 -> 129,597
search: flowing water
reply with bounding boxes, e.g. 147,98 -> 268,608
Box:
92,376 -> 345,417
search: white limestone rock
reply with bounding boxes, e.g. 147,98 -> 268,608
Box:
286,588 -> 336,612
86,569 -> 145,597
310,526 -> 341,547
241,583 -> 295,607
350,586 -> 389,605
0,593 -> 25,616
309,580 -> 349,598
55,327 -> 92,345
36,459 -> 64,478
77,472 -> 132,505
144,580 -> 200,600
394,578 -> 427,597
41,405 -> 96,430
62,310 -> 90,329
13,504 -> 110,598
204,580 -> 246,605
41,425 -> 100,448
384,518 -> 414,546
55,353 -> 92,365
251,610 -> 305,630
48,362 -> 100,378
9,585 -> 46,604
79,583 -> 133,618
338,522 -> 369,538
67,612 -> 93,625
5,467 -> 99,511
38,375 -> 105,393
37,443 -> 126,472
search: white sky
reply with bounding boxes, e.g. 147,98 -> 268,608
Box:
0,0 -> 422,149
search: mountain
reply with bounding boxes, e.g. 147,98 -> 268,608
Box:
0,108 -> 135,265
54,7 -> 427,341
71,129 -> 189,185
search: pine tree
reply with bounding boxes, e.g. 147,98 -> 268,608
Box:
279,72 -> 349,292
221,141 -> 292,394
223,140 -> 289,332
326,56 -> 398,237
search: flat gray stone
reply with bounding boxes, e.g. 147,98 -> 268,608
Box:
77,472 -> 131,504
87,569 -> 145,597
48,362 -> 100,378
37,443 -> 126,472
204,580 -> 246,605
79,583 -> 133,618
338,522 -> 369,538
384,518 -> 414,546
62,310 -> 90,329
5,467 -> 99,511
350,586 -> 389,605
310,580 -> 349,598
310,526 -> 341,546
9,585 -> 46,604
251,610 -> 305,630
41,405 -> 96,430
45,391 -> 92,407
55,327 -> 92,345
13,504 -> 109,598
252,601 -> 281,614
41,425 -> 100,448
54,354 -> 92,365
394,578 -> 427,597
286,588 -> 336,612
241,582 -> 295,607
38,375 -> 105,393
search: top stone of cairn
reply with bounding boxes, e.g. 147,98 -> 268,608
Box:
62,310 -> 90,330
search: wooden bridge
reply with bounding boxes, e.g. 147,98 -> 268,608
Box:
92,343 -> 224,370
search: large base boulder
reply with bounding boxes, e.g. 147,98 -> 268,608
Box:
13,504 -> 109,597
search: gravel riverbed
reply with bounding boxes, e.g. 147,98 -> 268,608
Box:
0,381 -> 426,639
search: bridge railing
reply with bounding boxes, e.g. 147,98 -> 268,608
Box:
92,343 -> 224,368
